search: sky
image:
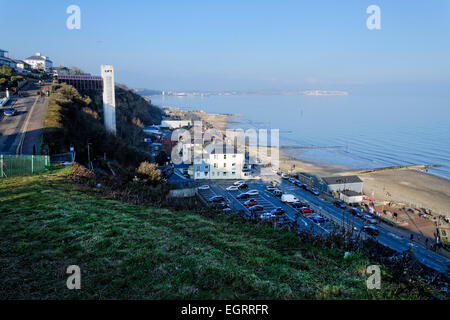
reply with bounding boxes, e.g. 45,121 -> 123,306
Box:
1,0 -> 450,91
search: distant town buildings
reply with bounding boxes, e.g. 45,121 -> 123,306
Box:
101,65 -> 117,135
0,49 -> 17,69
24,52 -> 53,72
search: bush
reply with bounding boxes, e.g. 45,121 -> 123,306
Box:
137,162 -> 161,185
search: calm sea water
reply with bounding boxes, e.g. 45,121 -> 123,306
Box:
150,93 -> 450,180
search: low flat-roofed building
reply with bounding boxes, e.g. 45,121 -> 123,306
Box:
322,175 -> 363,193
339,190 -> 363,205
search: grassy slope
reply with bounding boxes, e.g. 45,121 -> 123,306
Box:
0,166 -> 424,299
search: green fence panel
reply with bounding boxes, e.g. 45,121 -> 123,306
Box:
0,155 -> 50,178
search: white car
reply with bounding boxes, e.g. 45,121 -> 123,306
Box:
197,185 -> 210,190
281,173 -> 289,179
246,189 -> 259,196
226,185 -> 239,191
233,180 -> 244,186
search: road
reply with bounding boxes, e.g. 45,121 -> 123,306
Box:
0,81 -> 48,155
198,177 -> 450,275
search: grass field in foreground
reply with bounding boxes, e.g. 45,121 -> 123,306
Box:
0,166 -> 428,299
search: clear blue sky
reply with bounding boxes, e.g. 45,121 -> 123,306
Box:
1,0 -> 449,91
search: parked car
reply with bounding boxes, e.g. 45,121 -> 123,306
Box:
281,194 -> 299,203
260,212 -> 276,220
288,178 -> 296,184
334,200 -> 346,209
298,207 -> 314,214
302,184 -> 311,191
209,195 -> 225,203
246,189 -> 259,196
265,185 -> 276,192
216,202 -> 230,209
363,215 -> 378,224
244,199 -> 258,206
222,208 -> 233,213
197,185 -> 210,190
237,183 -> 249,189
237,193 -> 250,200
281,173 -> 289,179
292,201 -> 309,208
363,225 -> 379,236
233,180 -> 244,186
294,180 -> 303,188
312,216 -> 329,224
349,208 -> 363,217
249,205 -> 264,212
3,107 -> 17,116
310,187 -> 320,196
271,207 -> 285,215
226,185 -> 239,191
273,189 -> 282,197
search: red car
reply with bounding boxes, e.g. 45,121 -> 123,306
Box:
298,207 -> 314,214
244,199 -> 258,206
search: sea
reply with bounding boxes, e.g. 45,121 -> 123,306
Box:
149,92 -> 450,180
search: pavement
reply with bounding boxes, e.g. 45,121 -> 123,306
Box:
198,176 -> 450,275
0,81 -> 48,155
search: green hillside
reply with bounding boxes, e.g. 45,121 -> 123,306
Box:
0,166 -> 430,299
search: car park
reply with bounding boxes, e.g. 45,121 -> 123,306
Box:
3,107 -> 17,116
271,207 -> 285,215
312,216 -> 329,224
246,189 -> 259,196
236,193 -> 250,200
298,207 -> 314,214
197,185 -> 210,190
209,195 -> 225,203
226,185 -> 239,191
244,199 -> 258,206
249,205 -> 264,212
349,208 -> 363,217
334,200 -> 346,209
363,225 -> 379,236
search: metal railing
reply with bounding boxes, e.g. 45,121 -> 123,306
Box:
0,154 -> 50,178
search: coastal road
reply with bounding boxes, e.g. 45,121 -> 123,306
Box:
0,81 -> 48,155
199,178 -> 450,275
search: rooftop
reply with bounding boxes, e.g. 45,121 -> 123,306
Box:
341,190 -> 362,197
57,75 -> 103,81
205,143 -> 240,155
322,175 -> 362,185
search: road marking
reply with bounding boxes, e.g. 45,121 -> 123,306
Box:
16,95 -> 39,155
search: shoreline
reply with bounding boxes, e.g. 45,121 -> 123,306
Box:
163,106 -> 450,218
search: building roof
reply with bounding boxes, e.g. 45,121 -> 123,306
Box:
341,190 -> 362,197
25,53 -> 53,63
57,75 -> 103,81
322,175 -> 362,185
